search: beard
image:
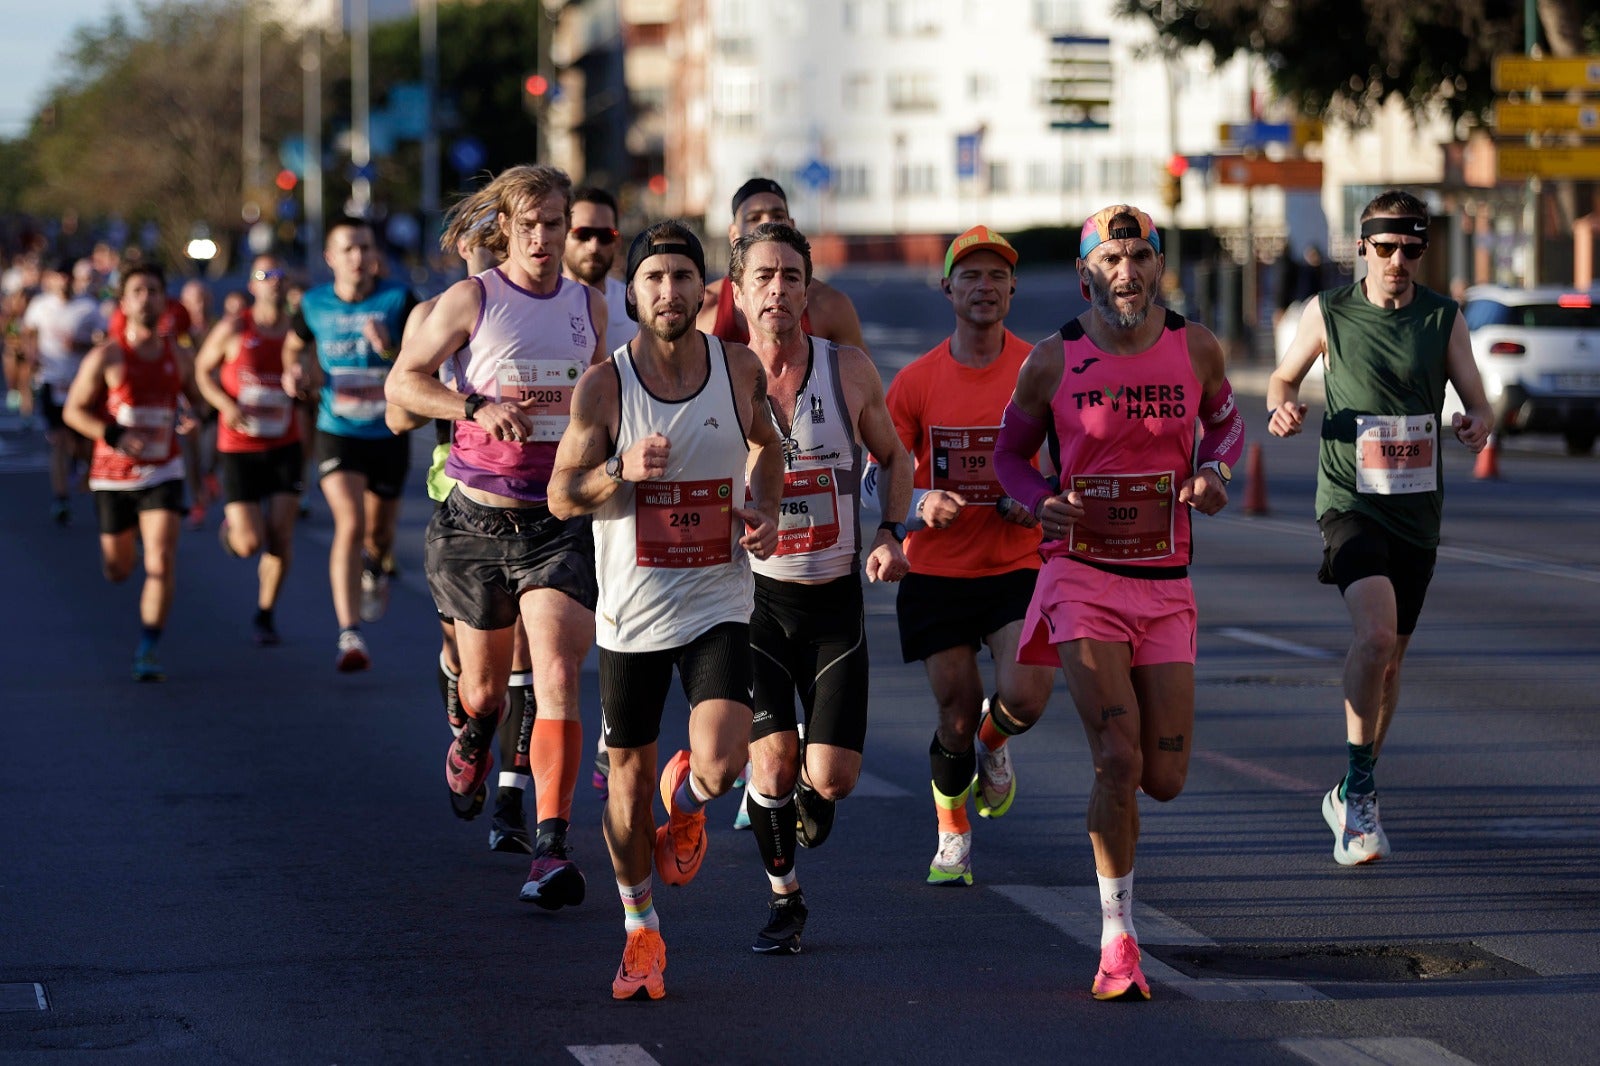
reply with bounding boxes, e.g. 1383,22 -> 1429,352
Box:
565,252 -> 609,286
645,307 -> 695,343
1089,277 -> 1150,331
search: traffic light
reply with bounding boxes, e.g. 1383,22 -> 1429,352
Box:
1160,154 -> 1186,210
524,72 -> 549,113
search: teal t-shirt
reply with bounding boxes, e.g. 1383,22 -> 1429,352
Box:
295,279 -> 416,440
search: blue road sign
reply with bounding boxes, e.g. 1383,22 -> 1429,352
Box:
956,133 -> 981,180
798,158 -> 831,190
448,137 -> 487,174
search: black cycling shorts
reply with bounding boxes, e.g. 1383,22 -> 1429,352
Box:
598,622 -> 754,749
750,574 -> 869,752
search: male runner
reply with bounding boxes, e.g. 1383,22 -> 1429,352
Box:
548,221 -> 782,1000
21,257 -> 101,525
885,226 -> 1056,888
194,254 -> 303,646
564,185 -> 638,351
1268,189 -> 1492,867
388,164 -> 606,903
284,216 -> 417,671
63,263 -> 202,680
996,204 -> 1243,1001
733,221 -> 912,954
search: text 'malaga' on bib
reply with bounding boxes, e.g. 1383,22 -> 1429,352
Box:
1354,414 -> 1437,495
1068,471 -> 1176,562
768,467 -> 840,557
494,357 -> 585,442
636,477 -> 734,568
237,371 -> 293,438
930,424 -> 1002,504
328,366 -> 388,422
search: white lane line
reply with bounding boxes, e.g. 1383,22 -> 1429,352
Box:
1216,626 -> 1338,661
1193,749 -> 1321,793
1280,1037 -> 1481,1066
849,770 -> 912,798
567,1047 -> 662,1066
991,885 -> 1327,1002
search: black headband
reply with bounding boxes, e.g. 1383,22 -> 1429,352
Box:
1360,216 -> 1428,240
731,178 -> 787,218
623,230 -> 707,321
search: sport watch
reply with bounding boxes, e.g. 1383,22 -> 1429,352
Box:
878,520 -> 907,543
1200,459 -> 1232,485
605,454 -> 625,482
463,393 -> 490,420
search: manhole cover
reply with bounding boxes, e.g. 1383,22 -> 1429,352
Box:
1150,943 -> 1536,983
0,983 -> 48,1012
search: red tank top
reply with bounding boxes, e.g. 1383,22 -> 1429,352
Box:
217,310 -> 299,454
710,275 -> 813,344
90,335 -> 184,486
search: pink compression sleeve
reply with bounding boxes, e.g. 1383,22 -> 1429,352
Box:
995,401 -> 1055,517
1198,379 -> 1246,469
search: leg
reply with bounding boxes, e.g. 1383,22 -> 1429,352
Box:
222,499 -> 266,558
1373,634 -> 1411,755
365,489 -> 401,570
136,507 -> 182,631
100,530 -> 138,584
974,620 -> 1056,818
259,492 -> 299,611
922,645 -> 983,884
445,622 -> 514,805
319,470 -> 367,630
518,589 -> 594,868
1339,576 -> 1400,751
1058,638 -> 1142,880
1130,662 -> 1195,803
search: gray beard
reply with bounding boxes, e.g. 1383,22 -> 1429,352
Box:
1091,283 -> 1149,331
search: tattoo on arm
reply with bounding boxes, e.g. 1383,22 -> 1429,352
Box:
1157,734 -> 1185,752
1101,705 -> 1126,722
751,362 -> 768,412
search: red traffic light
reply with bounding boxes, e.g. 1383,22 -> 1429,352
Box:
647,174 -> 668,196
1166,154 -> 1189,178
274,169 -> 298,192
524,74 -> 549,97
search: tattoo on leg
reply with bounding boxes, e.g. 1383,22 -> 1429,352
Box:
1157,734 -> 1185,752
1101,705 -> 1126,721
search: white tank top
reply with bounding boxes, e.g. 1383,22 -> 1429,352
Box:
751,337 -> 862,581
593,333 -> 753,652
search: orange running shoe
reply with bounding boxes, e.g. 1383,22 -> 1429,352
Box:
1092,933 -> 1151,1001
611,928 -> 667,1001
654,750 -> 708,886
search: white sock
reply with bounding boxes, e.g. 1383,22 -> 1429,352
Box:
1098,871 -> 1136,947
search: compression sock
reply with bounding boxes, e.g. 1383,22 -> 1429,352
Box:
747,786 -> 800,892
672,765 -> 713,816
930,735 -> 974,835
1342,741 -> 1377,797
978,692 -> 1028,752
498,671 -> 534,791
1098,871 -> 1137,947
530,717 -> 583,824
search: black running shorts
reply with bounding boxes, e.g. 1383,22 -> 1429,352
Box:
598,621 -> 754,749
750,573 -> 869,752
424,486 -> 598,631
895,567 -> 1040,663
219,442 -> 305,504
94,478 -> 186,535
314,431 -> 410,499
1316,509 -> 1437,636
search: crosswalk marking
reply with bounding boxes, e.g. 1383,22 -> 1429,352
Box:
1216,626 -> 1338,661
567,1046 -> 662,1066
1280,1037 -> 1481,1066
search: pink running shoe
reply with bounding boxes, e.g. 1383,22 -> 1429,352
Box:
1092,934 -> 1151,1001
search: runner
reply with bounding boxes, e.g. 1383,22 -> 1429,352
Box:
283,216 -> 418,672
733,221 -> 912,954
548,221 -> 782,1000
193,254 -> 302,647
62,263 -> 202,681
1268,189 -> 1492,867
177,278 -> 220,530
996,204 -> 1243,1001
21,257 -> 102,525
885,226 -> 1056,889
387,164 -> 606,900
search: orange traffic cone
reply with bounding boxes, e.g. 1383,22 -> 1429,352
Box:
1473,434 -> 1500,480
1242,442 -> 1269,516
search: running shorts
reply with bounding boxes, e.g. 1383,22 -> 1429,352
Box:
598,621 -> 754,749
1018,555 -> 1197,667
1316,509 -> 1437,636
219,442 -> 304,504
314,431 -> 409,499
895,567 -> 1039,663
94,478 -> 186,535
750,573 -> 869,751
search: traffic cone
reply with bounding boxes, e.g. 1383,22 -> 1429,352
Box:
1473,434 -> 1500,480
1242,442 -> 1269,516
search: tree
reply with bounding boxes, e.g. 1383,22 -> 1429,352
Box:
1114,0 -> 1600,125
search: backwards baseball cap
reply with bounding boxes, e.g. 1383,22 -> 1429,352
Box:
623,226 -> 707,322
1079,205 -> 1162,259
731,177 -> 788,218
943,225 -> 1018,278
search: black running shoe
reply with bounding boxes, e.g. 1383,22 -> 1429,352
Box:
752,891 -> 807,955
450,782 -> 487,821
795,779 -> 835,849
489,788 -> 532,853
519,833 -> 586,910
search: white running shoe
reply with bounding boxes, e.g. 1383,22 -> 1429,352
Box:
926,830 -> 973,886
1323,785 -> 1390,866
359,569 -> 389,623
974,739 -> 1016,818
335,629 -> 371,673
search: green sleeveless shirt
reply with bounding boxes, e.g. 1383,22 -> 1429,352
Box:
1314,281 -> 1457,549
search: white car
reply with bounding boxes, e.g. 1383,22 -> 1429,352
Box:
1445,284 -> 1600,455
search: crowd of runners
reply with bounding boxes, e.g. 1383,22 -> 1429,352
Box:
3,174 -> 1493,1002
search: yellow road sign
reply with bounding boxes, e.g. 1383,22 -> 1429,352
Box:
1497,143 -> 1600,180
1493,54 -> 1600,92
1494,100 -> 1600,134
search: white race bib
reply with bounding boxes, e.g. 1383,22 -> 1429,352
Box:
1354,414 -> 1437,495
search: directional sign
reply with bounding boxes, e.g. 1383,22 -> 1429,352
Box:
1218,121 -> 1292,148
1213,157 -> 1323,189
1493,54 -> 1600,93
1497,143 -> 1600,180
797,158 -> 832,190
1493,100 -> 1600,135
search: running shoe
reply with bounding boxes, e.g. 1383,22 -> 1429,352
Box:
611,928 -> 667,1001
446,722 -> 494,799
186,501 -> 207,530
131,649 -> 165,683
335,629 -> 370,673
359,568 -> 389,623
1323,785 -> 1390,866
252,616 -> 280,647
795,778 -> 835,849
450,782 -> 486,821
752,890 -> 808,955
731,759 -> 752,830
974,738 -> 1017,819
654,749 -> 708,886
519,833 -> 587,910
1092,933 -> 1151,1001
489,789 -> 532,853
926,830 -> 973,886
593,743 -> 610,796
443,671 -> 465,737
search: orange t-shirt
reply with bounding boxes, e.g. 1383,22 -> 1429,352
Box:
884,330 -> 1041,578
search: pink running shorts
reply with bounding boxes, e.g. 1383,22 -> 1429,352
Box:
1018,555 -> 1196,667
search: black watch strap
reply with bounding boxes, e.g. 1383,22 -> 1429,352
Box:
463,393 -> 489,419
878,520 -> 907,543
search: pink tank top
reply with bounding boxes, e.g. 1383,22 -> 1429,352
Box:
1045,310 -> 1200,572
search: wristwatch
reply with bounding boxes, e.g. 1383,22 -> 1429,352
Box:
1200,459 -> 1232,484
604,454 -> 625,482
463,393 -> 490,420
878,520 -> 907,543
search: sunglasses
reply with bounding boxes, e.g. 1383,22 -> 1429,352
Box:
252,268 -> 286,281
572,226 -> 619,245
1365,240 -> 1427,261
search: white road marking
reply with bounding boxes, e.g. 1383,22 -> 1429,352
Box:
1280,1037 -> 1481,1066
567,1047 -> 662,1066
991,884 -> 1327,1002
1193,749 -> 1320,793
1216,626 -> 1338,661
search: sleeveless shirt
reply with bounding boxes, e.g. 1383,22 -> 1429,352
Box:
90,335 -> 185,490
217,309 -> 299,454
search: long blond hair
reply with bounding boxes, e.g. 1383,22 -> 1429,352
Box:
440,164 -> 573,256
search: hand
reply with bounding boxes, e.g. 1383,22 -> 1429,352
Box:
1035,490 -> 1085,541
1452,412 -> 1490,453
281,362 -> 309,401
919,488 -> 967,529
362,318 -> 394,359
221,402 -> 246,433
1268,402 -> 1308,438
995,495 -> 1039,529
733,504 -> 778,560
864,538 -> 910,583
473,399 -> 533,443
623,433 -> 671,481
1179,468 -> 1229,515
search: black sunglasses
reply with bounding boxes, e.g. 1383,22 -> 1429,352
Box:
1365,240 -> 1427,261
252,268 -> 286,281
572,226 -> 619,245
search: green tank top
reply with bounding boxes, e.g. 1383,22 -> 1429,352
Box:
1314,281 -> 1457,548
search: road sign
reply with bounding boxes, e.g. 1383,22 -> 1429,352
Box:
1049,34 -> 1112,132
955,133 -> 981,180
1217,121 -> 1292,148
1493,54 -> 1600,92
1497,143 -> 1600,180
1213,157 -> 1323,189
1493,100 -> 1600,135
448,137 -> 486,174
797,158 -> 831,190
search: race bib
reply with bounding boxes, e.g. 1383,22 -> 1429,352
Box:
118,404 -> 174,458
770,467 -> 840,557
329,366 -> 388,422
1354,414 -> 1437,495
930,424 -> 1002,504
1067,471 -> 1175,562
238,373 -> 293,438
495,357 -> 585,442
635,478 -> 734,568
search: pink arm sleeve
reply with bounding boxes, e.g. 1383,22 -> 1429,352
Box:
1197,378 -> 1246,469
995,401 -> 1055,518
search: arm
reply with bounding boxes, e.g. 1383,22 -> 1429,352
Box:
192,317 -> 243,430
281,327 -> 320,403
840,347 -> 910,582
174,344 -> 205,413
813,282 -> 867,353
994,336 -> 1063,522
549,361 -> 656,519
1267,297 -> 1327,437
1179,323 -> 1236,515
587,285 -> 609,366
62,343 -> 114,444
730,344 -> 782,560
385,296 -> 439,434
1443,311 -> 1493,452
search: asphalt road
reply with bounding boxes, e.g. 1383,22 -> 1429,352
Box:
2,271 -> 1598,1065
